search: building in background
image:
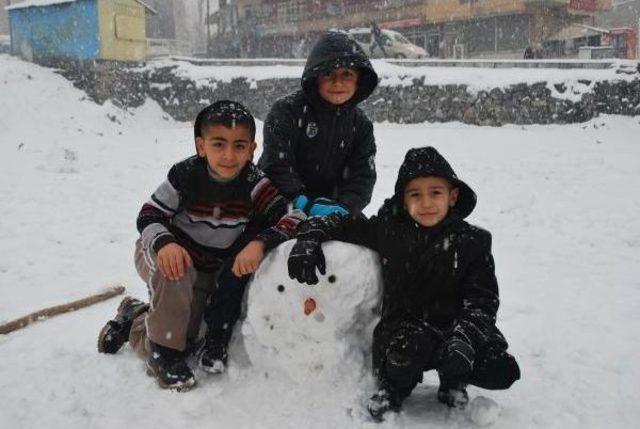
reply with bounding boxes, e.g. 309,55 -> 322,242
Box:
7,0 -> 156,62
594,0 -> 639,58
213,0 -> 614,59
144,0 -> 210,57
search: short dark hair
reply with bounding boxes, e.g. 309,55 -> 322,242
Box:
194,100 -> 256,140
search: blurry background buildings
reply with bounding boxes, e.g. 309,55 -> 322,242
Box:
213,0 -> 638,59
1,0 -> 638,60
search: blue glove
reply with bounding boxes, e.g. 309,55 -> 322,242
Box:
293,195 -> 310,212
308,198 -> 349,217
292,195 -> 348,217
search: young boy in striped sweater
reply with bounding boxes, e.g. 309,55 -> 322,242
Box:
98,101 -> 305,391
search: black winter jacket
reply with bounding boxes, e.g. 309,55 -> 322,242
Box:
258,31 -> 379,213
296,147 -> 508,354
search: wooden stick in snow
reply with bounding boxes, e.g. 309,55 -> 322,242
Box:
0,284 -> 125,335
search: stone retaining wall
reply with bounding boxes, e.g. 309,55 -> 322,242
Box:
55,60 -> 640,126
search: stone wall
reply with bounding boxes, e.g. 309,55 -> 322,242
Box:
55,60 -> 640,126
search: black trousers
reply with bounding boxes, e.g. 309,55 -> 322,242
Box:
203,258 -> 251,344
373,318 -> 520,403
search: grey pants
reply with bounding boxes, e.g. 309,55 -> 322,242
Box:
129,239 -> 217,357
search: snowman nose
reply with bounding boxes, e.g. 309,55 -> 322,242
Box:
304,298 -> 317,316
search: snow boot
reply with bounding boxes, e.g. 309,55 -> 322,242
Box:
197,331 -> 228,374
367,387 -> 401,422
146,342 -> 196,391
437,381 -> 469,409
97,296 -> 149,354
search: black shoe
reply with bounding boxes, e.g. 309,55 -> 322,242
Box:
437,382 -> 469,409
146,342 -> 196,391
97,296 -> 149,354
367,388 -> 400,422
197,336 -> 228,374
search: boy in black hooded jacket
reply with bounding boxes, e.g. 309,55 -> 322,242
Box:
258,31 -> 379,216
288,147 -> 520,421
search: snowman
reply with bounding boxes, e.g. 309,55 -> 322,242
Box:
239,240 -> 382,388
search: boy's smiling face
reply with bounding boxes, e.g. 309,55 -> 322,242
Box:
403,176 -> 459,227
195,124 -> 256,179
317,67 -> 359,106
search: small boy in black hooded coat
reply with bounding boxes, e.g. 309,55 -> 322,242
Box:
288,147 -> 520,421
259,31 -> 379,216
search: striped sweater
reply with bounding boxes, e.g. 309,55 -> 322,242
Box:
137,156 -> 306,271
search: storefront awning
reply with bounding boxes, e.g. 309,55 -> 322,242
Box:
545,24 -> 609,42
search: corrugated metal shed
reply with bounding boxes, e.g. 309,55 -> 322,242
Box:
6,0 -> 154,62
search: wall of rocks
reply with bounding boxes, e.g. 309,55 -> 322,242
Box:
55,60 -> 640,126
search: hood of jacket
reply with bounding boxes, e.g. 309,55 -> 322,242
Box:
301,31 -> 378,108
388,146 -> 477,222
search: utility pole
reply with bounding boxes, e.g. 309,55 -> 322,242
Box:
206,0 -> 211,55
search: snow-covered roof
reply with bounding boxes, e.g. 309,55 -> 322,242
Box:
5,0 -> 77,12
5,0 -> 157,14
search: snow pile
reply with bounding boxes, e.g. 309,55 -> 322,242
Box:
469,396 -> 501,426
145,59 -> 304,85
242,240 -> 381,388
0,53 -> 191,322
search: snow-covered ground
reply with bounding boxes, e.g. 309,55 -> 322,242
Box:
1,53 -> 639,428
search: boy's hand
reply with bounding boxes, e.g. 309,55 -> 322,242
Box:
157,242 -> 192,280
288,240 -> 326,285
232,240 -> 265,278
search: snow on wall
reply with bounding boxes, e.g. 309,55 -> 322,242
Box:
144,58 -> 639,95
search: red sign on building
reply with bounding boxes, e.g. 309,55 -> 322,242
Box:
569,0 -> 597,13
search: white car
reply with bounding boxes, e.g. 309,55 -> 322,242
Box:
347,27 -> 427,59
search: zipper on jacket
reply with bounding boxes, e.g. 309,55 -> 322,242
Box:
321,107 -> 340,178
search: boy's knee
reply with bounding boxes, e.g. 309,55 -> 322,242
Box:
384,323 -> 440,379
385,349 -> 422,382
150,265 -> 198,308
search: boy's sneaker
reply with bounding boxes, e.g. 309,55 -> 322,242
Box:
437,382 -> 469,409
146,342 -> 196,391
367,388 -> 400,422
97,296 -> 149,354
197,336 -> 228,374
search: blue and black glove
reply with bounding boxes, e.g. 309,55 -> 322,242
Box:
293,195 -> 349,217
438,329 -> 475,378
288,239 -> 326,285
309,197 -> 349,217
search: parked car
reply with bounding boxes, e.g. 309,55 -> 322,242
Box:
347,27 -> 428,59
